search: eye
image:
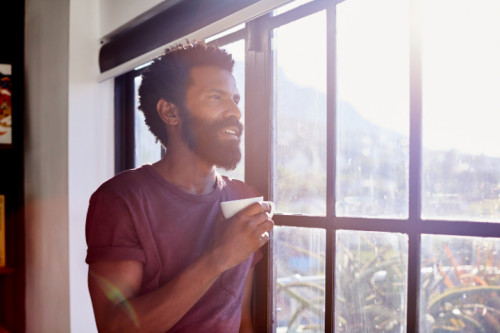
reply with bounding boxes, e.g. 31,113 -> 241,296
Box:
209,94 -> 221,100
233,95 -> 240,105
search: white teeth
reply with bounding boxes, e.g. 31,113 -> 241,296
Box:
224,129 -> 236,135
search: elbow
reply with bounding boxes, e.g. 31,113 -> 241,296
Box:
94,310 -> 141,333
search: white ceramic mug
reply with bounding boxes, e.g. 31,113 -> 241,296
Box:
220,196 -> 275,219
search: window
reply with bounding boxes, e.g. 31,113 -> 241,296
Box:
116,0 -> 500,331
133,74 -> 163,167
213,35 -> 246,181
115,66 -> 163,172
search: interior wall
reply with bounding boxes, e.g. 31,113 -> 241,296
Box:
25,0 -> 152,331
24,0 -> 71,331
68,0 -> 114,332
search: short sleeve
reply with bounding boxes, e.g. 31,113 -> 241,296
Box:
85,189 -> 146,264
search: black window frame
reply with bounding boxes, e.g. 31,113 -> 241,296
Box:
114,0 -> 500,331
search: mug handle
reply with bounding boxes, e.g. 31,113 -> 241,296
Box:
266,201 -> 275,218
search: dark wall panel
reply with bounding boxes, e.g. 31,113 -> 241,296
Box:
0,1 -> 25,332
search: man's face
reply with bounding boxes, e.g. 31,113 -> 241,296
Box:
180,66 -> 243,170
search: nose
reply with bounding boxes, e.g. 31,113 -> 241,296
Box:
225,98 -> 241,121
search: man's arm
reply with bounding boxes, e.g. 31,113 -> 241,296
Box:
88,202 -> 273,333
88,252 -> 223,333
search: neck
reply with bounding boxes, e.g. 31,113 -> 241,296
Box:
153,147 -> 218,195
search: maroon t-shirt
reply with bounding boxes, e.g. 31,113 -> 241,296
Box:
86,164 -> 260,332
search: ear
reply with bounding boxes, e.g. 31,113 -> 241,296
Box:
156,99 -> 180,126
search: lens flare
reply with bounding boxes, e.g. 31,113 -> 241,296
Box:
90,271 -> 140,328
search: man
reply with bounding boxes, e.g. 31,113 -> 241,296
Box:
86,42 -> 274,332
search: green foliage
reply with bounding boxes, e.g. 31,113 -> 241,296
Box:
420,237 -> 500,332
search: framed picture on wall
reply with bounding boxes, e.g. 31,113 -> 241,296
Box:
0,64 -> 12,147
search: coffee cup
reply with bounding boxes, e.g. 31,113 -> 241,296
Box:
220,196 -> 275,219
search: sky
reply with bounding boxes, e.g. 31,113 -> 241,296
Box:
274,0 -> 500,157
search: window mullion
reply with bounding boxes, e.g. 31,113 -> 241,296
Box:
409,0 -> 423,224
408,0 -> 423,330
245,17 -> 273,197
114,71 -> 136,173
325,3 -> 337,333
244,14 -> 273,333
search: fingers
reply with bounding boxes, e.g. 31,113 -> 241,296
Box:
258,231 -> 270,244
221,200 -> 274,249
237,201 -> 274,219
254,219 -> 274,246
232,204 -> 274,244
255,219 -> 274,236
237,202 -> 275,241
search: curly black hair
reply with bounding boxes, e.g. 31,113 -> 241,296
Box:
138,41 -> 235,148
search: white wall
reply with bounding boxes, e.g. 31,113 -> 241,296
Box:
68,0 -> 115,332
24,0 -> 119,331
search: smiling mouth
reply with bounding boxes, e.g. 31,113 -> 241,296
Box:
222,127 -> 241,138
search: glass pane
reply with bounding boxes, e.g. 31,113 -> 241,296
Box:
420,234 -> 500,332
336,0 -> 410,218
421,0 -> 500,222
335,230 -> 408,332
134,75 -> 162,167
273,11 -> 327,216
273,226 -> 326,333
216,39 -> 246,181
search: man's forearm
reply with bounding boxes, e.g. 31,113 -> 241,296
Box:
96,249 -> 225,333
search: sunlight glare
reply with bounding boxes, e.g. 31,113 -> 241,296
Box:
422,0 -> 500,157
337,0 -> 410,135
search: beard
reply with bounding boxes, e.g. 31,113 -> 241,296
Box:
179,106 -> 243,170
